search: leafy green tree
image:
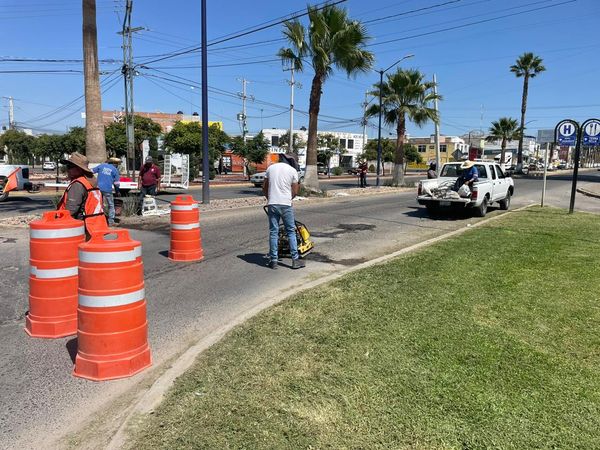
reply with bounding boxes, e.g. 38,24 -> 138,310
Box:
364,139 -> 395,163
486,117 -> 521,164
278,131 -> 306,153
0,129 -> 36,164
510,52 -> 545,167
62,127 -> 86,155
404,144 -> 422,165
163,122 -> 229,179
317,133 -> 340,172
278,4 -> 373,191
34,134 -> 67,164
104,115 -> 161,159
231,132 -> 270,178
366,68 -> 440,186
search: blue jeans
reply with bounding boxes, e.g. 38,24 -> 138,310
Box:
268,204 -> 299,262
102,191 -> 115,225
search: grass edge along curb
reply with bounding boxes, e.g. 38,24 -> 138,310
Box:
106,204 -> 534,450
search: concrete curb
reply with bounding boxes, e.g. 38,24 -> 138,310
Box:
105,203 -> 535,449
577,187 -> 600,199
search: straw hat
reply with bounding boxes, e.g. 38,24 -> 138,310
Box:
61,152 -> 93,176
460,160 -> 475,169
108,157 -> 121,164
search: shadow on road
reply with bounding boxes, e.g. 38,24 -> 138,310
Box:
237,252 -> 268,268
66,338 -> 78,364
0,196 -> 54,214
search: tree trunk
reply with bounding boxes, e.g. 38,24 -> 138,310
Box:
304,73 -> 324,191
392,112 -> 406,186
517,74 -> 529,167
500,138 -> 506,164
82,0 -> 107,164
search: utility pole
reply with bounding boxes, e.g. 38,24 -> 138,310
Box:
284,64 -> 301,154
362,91 -> 368,154
8,96 -> 14,129
201,0 -> 209,204
118,0 -> 143,177
433,74 -> 441,171
237,78 -> 253,143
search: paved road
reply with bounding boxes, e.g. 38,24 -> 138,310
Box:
0,172 -> 598,449
0,174 -> 424,218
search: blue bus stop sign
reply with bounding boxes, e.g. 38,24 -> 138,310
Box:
583,119 -> 600,145
557,121 -> 577,146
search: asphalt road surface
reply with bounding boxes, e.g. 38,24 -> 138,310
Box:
0,172 -> 599,449
0,174 -> 424,218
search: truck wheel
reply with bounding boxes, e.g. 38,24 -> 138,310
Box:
499,192 -> 511,210
0,179 -> 7,202
475,197 -> 488,217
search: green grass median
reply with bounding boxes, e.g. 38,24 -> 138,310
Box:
127,207 -> 600,449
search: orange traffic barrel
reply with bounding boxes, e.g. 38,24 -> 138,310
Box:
169,195 -> 203,262
26,211 -> 84,338
73,230 -> 152,381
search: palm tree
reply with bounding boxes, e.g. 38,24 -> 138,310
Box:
510,52 -> 545,169
82,0 -> 107,163
485,117 -> 521,165
277,4 -> 373,191
366,68 -> 440,186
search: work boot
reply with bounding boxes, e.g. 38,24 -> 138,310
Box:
268,260 -> 278,270
292,258 -> 305,269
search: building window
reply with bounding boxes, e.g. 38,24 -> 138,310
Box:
271,136 -> 279,147
440,144 -> 447,152
339,138 -> 346,149
347,139 -> 354,149
418,144 -> 427,153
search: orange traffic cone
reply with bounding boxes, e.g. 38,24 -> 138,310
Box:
26,211 -> 85,338
73,230 -> 152,381
168,195 -> 203,262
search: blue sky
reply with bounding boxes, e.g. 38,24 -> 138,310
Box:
1,0 -> 599,140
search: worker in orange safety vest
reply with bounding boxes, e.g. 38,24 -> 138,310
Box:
57,152 -> 108,236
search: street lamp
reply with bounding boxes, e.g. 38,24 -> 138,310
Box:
376,54 -> 414,187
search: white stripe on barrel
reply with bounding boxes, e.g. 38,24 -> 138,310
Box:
171,222 -> 200,230
30,226 -> 85,239
30,265 -> 78,279
79,246 -> 142,264
171,204 -> 198,211
79,288 -> 145,308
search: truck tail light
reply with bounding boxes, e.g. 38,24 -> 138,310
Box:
471,189 -> 478,200
418,183 -> 422,195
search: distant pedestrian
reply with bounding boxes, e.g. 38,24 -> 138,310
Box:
427,162 -> 437,179
262,152 -> 305,270
359,161 -> 368,188
93,157 -> 121,226
137,156 -> 161,214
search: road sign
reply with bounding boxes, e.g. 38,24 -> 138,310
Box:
582,119 -> 600,145
556,121 -> 577,146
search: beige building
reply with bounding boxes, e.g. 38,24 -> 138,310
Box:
408,135 -> 468,167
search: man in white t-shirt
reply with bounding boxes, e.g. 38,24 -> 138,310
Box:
262,152 -> 305,269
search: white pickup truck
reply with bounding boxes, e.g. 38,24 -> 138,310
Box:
416,161 -> 514,217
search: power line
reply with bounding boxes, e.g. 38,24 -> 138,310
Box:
363,0 -> 463,24
370,0 -> 576,46
136,0 -> 347,66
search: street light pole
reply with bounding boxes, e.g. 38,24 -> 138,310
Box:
375,54 -> 414,188
201,0 -> 210,204
376,69 -> 384,187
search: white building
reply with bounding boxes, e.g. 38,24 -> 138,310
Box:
482,136 -> 538,162
259,128 -> 366,169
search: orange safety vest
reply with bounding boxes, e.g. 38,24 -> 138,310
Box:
57,176 -> 108,234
